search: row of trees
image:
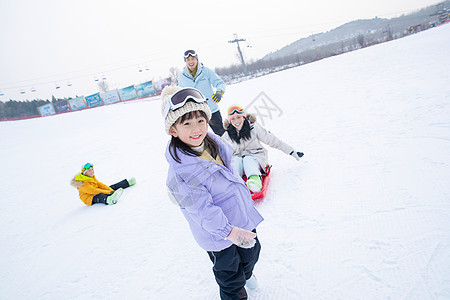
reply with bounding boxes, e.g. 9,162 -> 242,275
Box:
215,30 -> 397,82
0,95 -> 75,120
0,99 -> 50,120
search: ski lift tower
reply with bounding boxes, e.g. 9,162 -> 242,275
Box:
229,33 -> 248,75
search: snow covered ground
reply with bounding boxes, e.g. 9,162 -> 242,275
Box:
1,24 -> 450,299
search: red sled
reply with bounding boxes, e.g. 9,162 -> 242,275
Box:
242,165 -> 272,201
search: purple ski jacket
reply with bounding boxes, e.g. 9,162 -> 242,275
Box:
165,133 -> 264,251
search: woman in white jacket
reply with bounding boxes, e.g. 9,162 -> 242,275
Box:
221,104 -> 304,193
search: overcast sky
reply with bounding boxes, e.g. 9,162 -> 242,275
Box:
0,0 -> 440,101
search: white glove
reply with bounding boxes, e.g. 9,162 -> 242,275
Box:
226,227 -> 257,249
290,151 -> 304,161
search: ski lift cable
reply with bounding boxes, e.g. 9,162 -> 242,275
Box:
0,58 -> 152,91
0,47 -> 176,91
0,6 -> 438,93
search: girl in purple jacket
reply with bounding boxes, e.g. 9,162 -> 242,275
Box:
161,85 -> 264,300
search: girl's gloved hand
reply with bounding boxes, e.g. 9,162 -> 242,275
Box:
226,227 -> 257,249
290,151 -> 304,161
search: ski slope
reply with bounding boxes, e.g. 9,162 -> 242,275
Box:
1,24 -> 450,299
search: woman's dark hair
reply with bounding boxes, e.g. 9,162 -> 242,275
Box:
227,117 -> 251,144
169,110 -> 219,163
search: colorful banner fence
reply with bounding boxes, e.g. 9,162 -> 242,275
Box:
38,103 -> 56,117
136,81 -> 155,98
68,97 -> 87,111
35,79 -> 162,119
53,99 -> 71,113
101,90 -> 121,105
85,93 -> 103,108
118,85 -> 138,101
154,78 -> 172,94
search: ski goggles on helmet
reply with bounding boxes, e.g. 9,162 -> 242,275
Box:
163,88 -> 206,119
82,163 -> 93,172
227,105 -> 245,115
183,50 -> 198,59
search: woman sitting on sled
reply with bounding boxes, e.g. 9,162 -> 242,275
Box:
222,104 -> 304,193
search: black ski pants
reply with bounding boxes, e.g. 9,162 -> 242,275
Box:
207,230 -> 261,300
92,179 -> 130,204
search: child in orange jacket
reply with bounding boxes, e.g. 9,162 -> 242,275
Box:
71,163 -> 136,205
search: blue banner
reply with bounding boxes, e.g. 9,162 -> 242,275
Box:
101,90 -> 121,105
53,100 -> 71,113
68,97 -> 87,110
118,85 -> 138,101
38,103 -> 56,117
85,93 -> 103,108
136,81 -> 155,98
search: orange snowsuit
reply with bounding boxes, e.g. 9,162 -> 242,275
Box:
71,174 -> 113,205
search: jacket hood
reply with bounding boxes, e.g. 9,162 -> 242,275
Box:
223,113 -> 256,130
70,173 -> 94,188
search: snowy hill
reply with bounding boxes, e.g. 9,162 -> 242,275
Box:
263,2 -> 448,61
1,24 -> 449,299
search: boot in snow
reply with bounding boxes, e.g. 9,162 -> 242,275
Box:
106,188 -> 123,205
127,177 -> 136,186
246,175 -> 262,193
245,273 -> 258,289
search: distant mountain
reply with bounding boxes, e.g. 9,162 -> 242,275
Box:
263,1 -> 449,61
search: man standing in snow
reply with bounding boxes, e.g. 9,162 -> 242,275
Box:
178,49 -> 226,136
